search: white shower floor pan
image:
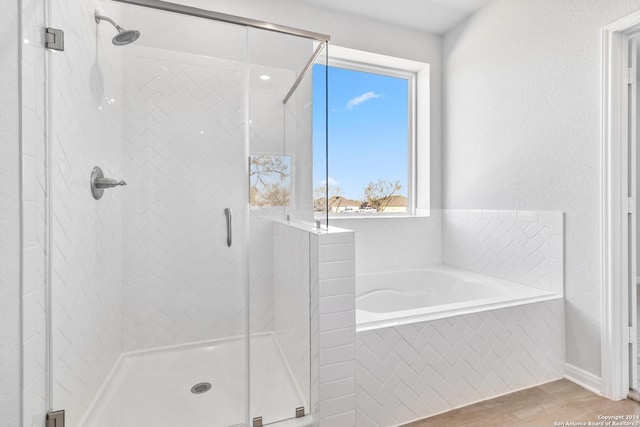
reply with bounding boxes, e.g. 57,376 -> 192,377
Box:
81,333 -> 309,427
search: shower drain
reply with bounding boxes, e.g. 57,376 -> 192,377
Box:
190,382 -> 212,394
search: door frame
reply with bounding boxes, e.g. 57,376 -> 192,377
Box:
601,10 -> 640,400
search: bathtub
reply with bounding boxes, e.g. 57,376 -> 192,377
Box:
356,264 -> 560,331
354,264 -> 565,427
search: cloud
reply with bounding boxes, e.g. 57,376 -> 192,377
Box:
346,92 -> 382,109
319,177 -> 339,187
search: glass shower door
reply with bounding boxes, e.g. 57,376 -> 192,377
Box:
47,1 -> 249,425
247,28 -> 327,425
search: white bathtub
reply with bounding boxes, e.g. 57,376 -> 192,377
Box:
356,264 -> 560,331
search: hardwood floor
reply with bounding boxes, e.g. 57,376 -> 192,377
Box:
402,379 -> 640,427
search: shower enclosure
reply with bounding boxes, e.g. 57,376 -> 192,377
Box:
45,0 -> 328,425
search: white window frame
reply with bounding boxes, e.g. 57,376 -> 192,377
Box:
318,45 -> 430,218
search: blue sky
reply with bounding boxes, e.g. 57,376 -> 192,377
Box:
313,65 -> 409,200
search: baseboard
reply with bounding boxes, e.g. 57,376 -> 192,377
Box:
564,363 -> 602,395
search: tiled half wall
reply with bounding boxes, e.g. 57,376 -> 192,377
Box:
273,221 -> 357,427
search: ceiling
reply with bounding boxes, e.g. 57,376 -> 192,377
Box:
296,0 -> 491,34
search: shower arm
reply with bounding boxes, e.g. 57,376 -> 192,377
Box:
94,11 -> 123,31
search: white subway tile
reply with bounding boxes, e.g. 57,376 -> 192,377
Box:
322,409 -> 356,427
468,209 -> 483,218
320,328 -> 356,349
517,210 -> 539,222
318,394 -> 356,418
320,344 -> 355,366
319,377 -> 355,401
499,210 -> 517,221
320,261 -> 355,280
320,278 -> 355,297
539,211 -> 564,236
482,209 -> 500,219
320,311 -> 355,332
550,259 -> 563,283
550,235 -> 563,259
446,209 -> 468,218
320,244 -> 355,263
320,294 -> 355,314
319,231 -> 355,245
320,361 -> 355,383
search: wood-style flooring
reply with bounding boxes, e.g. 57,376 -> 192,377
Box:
403,379 -> 640,427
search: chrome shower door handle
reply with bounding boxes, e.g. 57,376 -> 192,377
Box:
224,208 -> 232,247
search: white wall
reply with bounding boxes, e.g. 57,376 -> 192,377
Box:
0,0 -> 22,425
170,0 -> 444,209
443,0 -> 640,379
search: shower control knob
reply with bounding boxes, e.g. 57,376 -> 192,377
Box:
90,166 -> 126,200
94,177 -> 127,188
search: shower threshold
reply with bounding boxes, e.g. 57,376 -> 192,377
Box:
80,333 -> 308,426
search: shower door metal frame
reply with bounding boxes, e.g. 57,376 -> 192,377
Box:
111,0 -> 330,42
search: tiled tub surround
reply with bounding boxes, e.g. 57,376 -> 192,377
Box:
443,210 -> 564,295
355,299 -> 564,427
344,210 -> 565,426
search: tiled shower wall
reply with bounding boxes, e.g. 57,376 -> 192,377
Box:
48,1 -> 125,425
121,47 -> 247,350
121,46 -> 304,350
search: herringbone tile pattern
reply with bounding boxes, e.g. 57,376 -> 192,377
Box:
355,299 -> 564,427
121,48 -> 247,351
443,215 -> 551,290
49,1 -> 125,425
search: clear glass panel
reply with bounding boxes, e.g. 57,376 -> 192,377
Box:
248,28 -> 325,424
312,58 -> 329,226
49,2 -> 248,425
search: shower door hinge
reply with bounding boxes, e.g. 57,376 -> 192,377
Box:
46,410 -> 65,427
45,28 -> 64,51
629,197 -> 635,214
630,326 -> 636,344
630,67 -> 636,85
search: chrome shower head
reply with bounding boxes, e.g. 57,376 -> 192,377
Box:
95,10 -> 140,46
112,28 -> 140,46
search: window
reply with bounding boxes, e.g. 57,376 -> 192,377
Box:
312,47 -> 429,216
